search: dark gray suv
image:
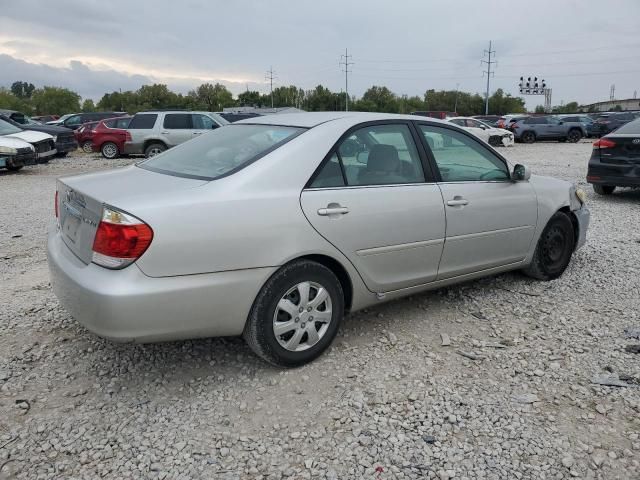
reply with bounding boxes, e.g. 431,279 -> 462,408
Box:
512,116 -> 587,143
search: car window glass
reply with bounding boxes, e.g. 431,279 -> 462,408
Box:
115,118 -> 131,128
613,118 -> 640,134
336,124 -> 425,186
450,119 -> 465,126
419,125 -> 509,182
103,119 -> 116,128
467,119 -> 483,128
310,153 -> 345,188
66,115 -> 82,125
548,117 -> 560,125
128,114 -> 158,129
163,114 -> 192,129
192,114 -> 218,130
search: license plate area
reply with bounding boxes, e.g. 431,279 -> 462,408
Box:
61,202 -> 82,244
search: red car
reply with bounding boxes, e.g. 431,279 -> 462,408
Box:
91,116 -> 132,159
74,121 -> 100,153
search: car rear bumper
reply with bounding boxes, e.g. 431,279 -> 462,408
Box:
47,225 -> 276,342
587,159 -> 640,186
123,142 -> 144,155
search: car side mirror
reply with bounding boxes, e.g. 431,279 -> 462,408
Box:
558,121 -> 564,125
512,164 -> 531,181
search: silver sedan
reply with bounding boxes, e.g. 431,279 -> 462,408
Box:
48,112 -> 590,366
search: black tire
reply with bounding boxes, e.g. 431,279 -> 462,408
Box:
593,184 -> 615,195
6,165 -> 23,172
521,131 -> 536,144
567,129 -> 582,143
523,212 -> 575,281
144,143 -> 166,158
81,141 -> 93,154
101,142 -> 120,159
488,136 -> 501,147
55,152 -> 69,158
243,260 -> 344,367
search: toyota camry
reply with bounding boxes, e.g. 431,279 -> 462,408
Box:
48,112 -> 590,366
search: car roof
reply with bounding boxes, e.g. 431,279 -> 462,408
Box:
235,111 -> 448,128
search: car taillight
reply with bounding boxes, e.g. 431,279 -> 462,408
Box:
54,191 -> 59,218
92,207 -> 153,269
125,131 -> 132,141
593,138 -> 616,149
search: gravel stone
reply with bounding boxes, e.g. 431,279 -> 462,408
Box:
1,144 -> 639,479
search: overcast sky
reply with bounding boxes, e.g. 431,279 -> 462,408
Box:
1,0 -> 639,109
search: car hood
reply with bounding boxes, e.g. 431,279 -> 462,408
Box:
20,124 -> 72,136
0,135 -> 35,150
489,127 -> 512,135
5,130 -> 53,143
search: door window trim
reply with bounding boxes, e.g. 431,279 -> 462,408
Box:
412,121 -> 512,184
304,120 -> 437,189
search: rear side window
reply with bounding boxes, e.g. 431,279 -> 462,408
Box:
612,118 -> 640,134
163,114 -> 192,129
524,117 -> 545,124
310,154 -> 345,188
129,114 -> 157,129
103,119 -> 116,128
115,118 -> 131,128
139,124 -> 304,180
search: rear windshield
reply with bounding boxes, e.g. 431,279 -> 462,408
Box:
138,124 -> 305,180
612,118 -> 640,134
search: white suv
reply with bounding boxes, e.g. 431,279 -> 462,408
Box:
124,111 -> 229,157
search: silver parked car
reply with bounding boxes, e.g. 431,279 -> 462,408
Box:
124,110 -> 229,157
48,112 -> 590,366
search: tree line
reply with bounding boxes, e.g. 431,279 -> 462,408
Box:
1,79 -> 537,117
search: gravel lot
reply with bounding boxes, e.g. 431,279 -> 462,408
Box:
1,143 -> 639,480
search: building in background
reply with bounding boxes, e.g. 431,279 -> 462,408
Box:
581,98 -> 640,112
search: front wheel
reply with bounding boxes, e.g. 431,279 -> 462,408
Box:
244,260 -> 344,367
101,142 -> 120,159
144,143 -> 166,158
523,212 -> 575,281
6,165 -> 23,172
593,184 -> 615,195
81,141 -> 93,154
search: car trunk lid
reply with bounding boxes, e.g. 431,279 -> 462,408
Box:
598,134 -> 640,164
57,166 -> 207,264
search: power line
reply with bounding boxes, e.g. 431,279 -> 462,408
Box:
481,40 -> 496,115
265,66 -> 277,108
340,48 -> 354,111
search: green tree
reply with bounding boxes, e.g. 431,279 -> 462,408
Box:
81,99 -> 96,112
238,90 -> 262,107
30,86 -> 81,115
10,81 -> 35,99
356,86 -> 399,113
613,104 -> 623,112
487,88 -> 526,115
534,105 -> 545,113
0,88 -> 31,112
189,83 -> 234,111
306,85 -> 339,111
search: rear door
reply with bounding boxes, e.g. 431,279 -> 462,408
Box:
301,122 -> 446,293
161,113 -> 193,146
127,113 -> 158,152
416,123 -> 538,279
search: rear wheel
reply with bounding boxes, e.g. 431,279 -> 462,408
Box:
523,212 -> 575,281
521,131 -> 536,144
55,152 -> 68,158
101,142 -> 120,159
244,260 -> 344,367
144,143 -> 166,158
593,184 -> 615,195
81,141 -> 93,154
567,129 -> 582,143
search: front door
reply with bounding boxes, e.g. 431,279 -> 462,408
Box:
416,124 -> 538,280
301,122 -> 446,293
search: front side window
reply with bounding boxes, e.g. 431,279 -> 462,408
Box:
163,114 -> 191,129
192,114 -> 218,130
65,115 -> 82,126
140,124 -> 304,180
450,119 -> 465,127
128,114 -> 157,129
0,118 -> 23,135
334,124 -> 425,186
418,125 -> 509,182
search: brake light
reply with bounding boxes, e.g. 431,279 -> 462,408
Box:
92,207 -> 153,269
54,191 -> 59,218
125,131 -> 132,142
593,138 -> 616,149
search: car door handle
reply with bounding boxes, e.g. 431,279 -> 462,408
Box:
446,198 -> 469,207
161,131 -> 169,134
317,206 -> 349,216
193,131 -> 203,135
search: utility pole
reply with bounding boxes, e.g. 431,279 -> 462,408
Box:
609,84 -> 615,101
454,83 -> 460,113
340,48 -> 354,111
481,41 -> 496,115
265,67 -> 277,109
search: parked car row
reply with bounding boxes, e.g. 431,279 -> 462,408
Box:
0,116 -> 57,171
447,117 -> 514,147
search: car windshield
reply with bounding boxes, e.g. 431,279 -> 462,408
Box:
139,124 -> 305,180
0,118 -> 24,135
612,117 -> 640,134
